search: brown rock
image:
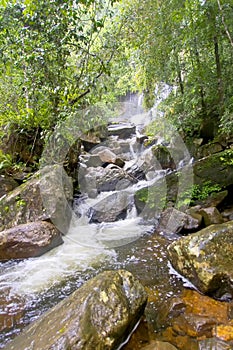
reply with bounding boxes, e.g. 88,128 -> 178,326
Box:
96,148 -> 125,167
222,207 -> 233,221
156,289 -> 233,350
0,221 -> 63,260
141,341 -> 178,350
158,208 -> 200,234
3,270 -> 147,350
199,207 -> 224,226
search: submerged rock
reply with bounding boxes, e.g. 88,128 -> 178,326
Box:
0,221 -> 63,261
0,165 -> 73,233
3,270 -> 147,350
168,221 -> 233,299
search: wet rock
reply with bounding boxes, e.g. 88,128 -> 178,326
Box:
214,324 -> 233,342
185,206 -> 203,226
168,221 -> 233,298
156,289 -> 233,350
3,270 -> 147,350
78,165 -> 136,196
80,134 -> 101,152
0,291 -> 25,333
198,338 -> 233,350
122,317 -> 150,350
0,221 -> 63,261
199,207 -> 224,226
0,175 -> 18,198
151,145 -> 175,170
157,208 -> 200,234
88,191 -> 131,223
79,153 -> 103,168
136,134 -> 149,144
222,207 -> 233,221
0,165 -> 73,233
94,148 -> 125,167
80,125 -> 108,152
140,341 -> 178,350
108,123 -> 136,139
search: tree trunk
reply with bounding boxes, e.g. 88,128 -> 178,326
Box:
213,34 -> 224,108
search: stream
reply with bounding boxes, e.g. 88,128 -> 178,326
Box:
0,92 -> 194,349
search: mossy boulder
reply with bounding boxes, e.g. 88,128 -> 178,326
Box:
3,270 -> 147,350
134,151 -> 233,222
0,165 -> 73,233
168,221 -> 233,299
193,150 -> 233,188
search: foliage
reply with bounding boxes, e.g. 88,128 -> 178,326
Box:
117,0 -> 233,138
178,180 -> 223,209
220,149 -> 233,166
0,0 -> 122,132
0,150 -> 13,171
1,0 -> 233,167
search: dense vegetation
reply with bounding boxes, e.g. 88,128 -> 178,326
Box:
0,0 -> 233,170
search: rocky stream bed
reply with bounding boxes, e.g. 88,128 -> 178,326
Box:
1,109 -> 233,349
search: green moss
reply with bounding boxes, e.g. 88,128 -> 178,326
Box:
135,188 -> 148,203
220,149 -> 233,166
4,205 -> 9,212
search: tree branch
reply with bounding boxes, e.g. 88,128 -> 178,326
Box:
217,0 -> 233,49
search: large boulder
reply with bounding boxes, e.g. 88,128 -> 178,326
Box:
193,150 -> 233,188
0,221 -> 63,261
168,221 -> 233,299
3,270 -> 147,350
88,191 -> 131,223
79,164 -> 136,197
0,165 -> 73,233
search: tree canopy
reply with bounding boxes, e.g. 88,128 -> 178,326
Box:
0,0 -> 233,167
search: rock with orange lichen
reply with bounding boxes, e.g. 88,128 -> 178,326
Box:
155,289 -> 233,350
214,324 -> 233,342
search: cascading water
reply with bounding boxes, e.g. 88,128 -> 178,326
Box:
0,86 -> 192,349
